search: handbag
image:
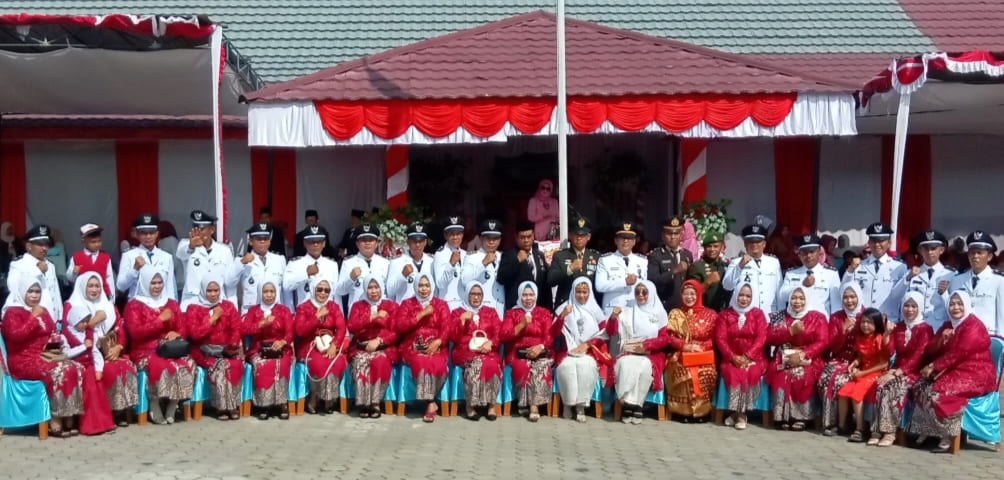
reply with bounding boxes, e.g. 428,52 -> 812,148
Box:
413,336 -> 428,353
40,345 -> 66,362
200,344 -> 240,358
156,338 -> 190,359
259,342 -> 283,359
516,346 -> 549,360
468,330 -> 489,352
313,329 -> 334,352
681,350 -> 715,367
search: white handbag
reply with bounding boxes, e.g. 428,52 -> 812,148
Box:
314,331 -> 334,352
468,330 -> 489,351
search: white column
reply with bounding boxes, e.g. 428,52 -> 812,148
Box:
556,0 -> 569,241
890,92 -> 912,247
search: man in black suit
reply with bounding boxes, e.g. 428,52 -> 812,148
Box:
498,220 -> 552,311
648,216 -> 694,311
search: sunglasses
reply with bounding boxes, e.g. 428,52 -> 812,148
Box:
637,290 -> 649,296
315,287 -> 331,293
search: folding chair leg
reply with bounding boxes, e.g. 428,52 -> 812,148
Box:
37,423 -> 48,440
288,401 -> 297,416
339,398 -> 348,415
397,402 -> 406,417
594,400 -> 602,419
814,416 -> 823,432
950,435 -> 961,455
241,400 -> 251,417
550,393 -> 560,418
762,411 -> 773,427
895,429 -> 906,446
657,405 -> 667,421
183,404 -> 191,421
713,409 -> 724,425
614,400 -> 622,421
503,402 -> 511,417
137,412 -> 148,426
450,401 -> 458,417
297,398 -> 305,416
383,400 -> 394,416
440,400 -> 450,418
192,402 -> 203,421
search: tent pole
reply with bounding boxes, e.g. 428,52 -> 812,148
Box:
890,92 -> 912,253
210,26 -> 226,242
556,0 -> 569,242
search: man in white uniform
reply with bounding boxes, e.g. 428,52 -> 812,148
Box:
336,223 -> 390,308
596,220 -> 648,313
780,233 -> 841,315
284,224 -> 339,309
889,229 -> 954,329
946,231 -> 1004,335
433,216 -> 467,309
387,223 -> 434,303
723,223 -> 782,314
231,222 -> 289,314
5,224 -> 62,320
176,210 -> 235,311
460,219 -> 505,316
843,222 -> 907,322
117,213 -> 178,300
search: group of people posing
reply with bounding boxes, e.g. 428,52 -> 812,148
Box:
1,210 -> 999,454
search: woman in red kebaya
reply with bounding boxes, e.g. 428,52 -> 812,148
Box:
294,277 -> 347,415
665,279 -> 718,421
766,286 -> 829,431
451,282 -> 503,421
186,276 -> 243,421
347,276 -> 398,418
124,267 -> 193,425
819,282 -> 863,436
906,290 -> 997,453
714,282 -> 767,430
611,280 -> 671,425
501,281 -> 555,422
243,281 -> 294,420
553,277 -> 614,423
395,273 -> 450,422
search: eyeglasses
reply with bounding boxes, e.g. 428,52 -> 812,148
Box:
315,287 -> 331,293
636,290 -> 649,296
469,292 -> 483,297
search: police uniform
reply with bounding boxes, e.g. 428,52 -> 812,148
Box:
433,216 -> 467,310
460,219 -> 505,316
231,223 -> 290,314
547,216 -> 601,307
843,222 -> 907,321
596,221 -> 648,312
686,232 -> 730,311
387,223 -> 434,303
647,216 -> 694,312
284,224 -> 340,309
946,231 -> 1004,335
722,224 -> 782,313
4,225 -> 62,321
889,229 -> 954,329
117,213 -> 178,300
176,210 -> 236,311
780,233 -> 841,315
336,223 -> 390,307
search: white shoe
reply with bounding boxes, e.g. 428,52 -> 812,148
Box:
630,415 -> 643,425
735,420 -> 747,430
724,416 -> 735,427
575,406 -> 586,423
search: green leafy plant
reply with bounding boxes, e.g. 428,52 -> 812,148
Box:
684,198 -> 735,240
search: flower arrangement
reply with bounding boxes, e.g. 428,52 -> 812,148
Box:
364,203 -> 428,258
684,198 -> 735,240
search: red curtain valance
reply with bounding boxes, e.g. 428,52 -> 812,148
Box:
314,94 -> 797,141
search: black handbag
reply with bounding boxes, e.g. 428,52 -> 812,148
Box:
200,344 -> 240,358
516,347 -> 549,360
156,338 -> 190,359
259,342 -> 283,359
356,339 -> 387,351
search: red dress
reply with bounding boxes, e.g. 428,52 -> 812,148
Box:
715,307 -> 768,393
924,318 -> 997,418
123,299 -> 192,387
293,300 -> 348,382
395,297 -> 451,380
450,306 -> 503,380
242,304 -> 294,399
347,299 -> 399,385
500,306 -> 555,388
837,333 -> 888,402
886,322 -> 935,380
186,301 -> 243,389
766,311 -> 829,405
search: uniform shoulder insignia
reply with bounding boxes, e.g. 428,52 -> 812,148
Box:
599,252 -> 613,258
956,269 -> 971,276
290,256 -> 304,262
435,245 -> 447,252
764,252 -> 776,258
632,253 -> 646,259
13,254 -> 24,261
944,266 -> 957,272
824,265 -> 836,271
785,266 -> 799,273
994,269 -> 1004,277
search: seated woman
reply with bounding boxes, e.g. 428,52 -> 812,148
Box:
1,277 -> 84,438
450,282 -> 503,421
665,279 -> 718,421
819,283 -> 864,436
124,267 -> 193,425
553,278 -> 614,423
766,286 -> 829,431
394,273 -> 450,422
243,281 -> 294,420
347,276 -> 398,419
906,290 -> 997,453
836,308 -> 889,442
870,292 -> 934,446
186,276 -> 243,421
714,282 -> 767,430
294,278 -> 347,415
63,272 -> 138,428
501,281 -> 555,422
610,280 -> 671,425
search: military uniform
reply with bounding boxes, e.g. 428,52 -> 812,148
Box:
386,223 -> 434,303
336,223 -> 390,308
889,229 -> 954,329
4,225 -> 62,320
780,233 -> 842,315
722,224 -> 782,314
648,216 -> 694,312
548,217 -> 600,307
432,216 -> 467,310
176,210 -> 236,312
117,214 -> 178,300
596,220 -> 647,312
231,222 -> 290,314
842,223 -> 907,321
686,232 -> 729,311
945,231 -> 1004,335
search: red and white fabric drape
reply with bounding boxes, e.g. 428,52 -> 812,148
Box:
861,51 -> 1004,105
679,139 -> 708,208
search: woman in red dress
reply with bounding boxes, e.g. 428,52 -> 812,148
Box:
124,267 -> 193,425
294,278 -> 347,415
714,282 -> 768,430
906,290 -> 997,453
818,282 -> 863,435
665,279 -> 718,420
1,277 -> 84,438
395,273 -> 450,422
242,280 -> 294,420
766,285 -> 829,431
450,282 -> 503,421
347,276 -> 398,418
836,308 -> 889,442
869,291 -> 934,447
186,276 -> 243,421
501,281 -> 555,422
553,277 -> 614,423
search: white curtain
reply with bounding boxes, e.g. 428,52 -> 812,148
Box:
295,147 -> 386,236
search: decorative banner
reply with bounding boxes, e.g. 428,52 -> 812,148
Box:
679,139 -> 708,208
386,145 -> 409,208
115,141 -> 159,243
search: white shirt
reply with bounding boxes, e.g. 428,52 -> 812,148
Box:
5,254 -> 62,321
460,249 -> 504,316
595,251 -> 648,311
946,267 -> 1004,335
722,253 -> 782,313
230,251 -> 290,314
284,254 -> 339,309
889,262 -> 954,329
66,249 -> 116,303
844,254 -> 907,322
176,239 -> 236,311
387,252 -> 434,303
433,244 -> 467,310
117,245 -> 178,300
336,253 -> 390,307
780,264 -> 842,315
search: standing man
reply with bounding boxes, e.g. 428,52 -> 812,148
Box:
946,231 -> 1004,335
284,224 -> 339,308
432,216 -> 467,309
647,216 -> 692,312
337,209 -> 364,262
387,222 -> 434,303
723,223 -> 782,314
294,209 -> 337,259
176,210 -> 235,311
686,232 -> 730,311
117,213 -> 177,300
547,216 -> 600,307
890,229 -> 954,328
596,220 -> 647,313
254,207 -> 287,257
843,222 -> 907,321
780,233 -> 841,315
336,223 -> 390,307
460,219 -> 505,316
231,222 -> 289,314
498,220 -> 552,311
4,224 -> 62,320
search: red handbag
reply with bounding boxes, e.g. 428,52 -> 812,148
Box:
681,350 -> 715,367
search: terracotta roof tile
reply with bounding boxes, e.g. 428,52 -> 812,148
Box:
898,0 -> 1004,51
748,53 -> 901,87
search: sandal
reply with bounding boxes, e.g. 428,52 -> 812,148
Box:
48,428 -> 72,439
217,413 -> 230,421
528,411 -> 540,422
485,409 -> 498,422
779,422 -> 791,430
305,403 -> 318,415
822,427 -> 838,437
278,406 -> 289,420
69,429 -> 80,436
791,422 -> 805,432
257,412 -> 270,421
848,430 -> 864,442
370,405 -> 382,419
877,434 -> 896,447
866,433 -> 881,446
465,410 -> 481,421
116,419 -> 129,428
422,411 -> 436,423
229,410 -> 240,421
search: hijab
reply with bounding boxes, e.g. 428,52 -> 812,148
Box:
728,282 -> 756,328
1,275 -> 39,317
629,280 -> 667,340
679,279 -> 708,314
462,282 -> 485,326
841,282 -> 864,318
413,272 -> 435,307
948,290 -> 974,329
681,221 -> 700,260
901,291 -> 925,342
517,281 -> 538,313
308,276 -> 331,309
65,272 -> 117,336
558,277 -> 605,346
785,286 -> 809,320
196,275 -> 224,308
258,280 -> 280,316
534,179 -> 555,201
361,275 -> 388,307
134,266 -> 169,309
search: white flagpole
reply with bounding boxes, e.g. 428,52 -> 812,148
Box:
210,26 -> 225,240
556,0 -> 569,242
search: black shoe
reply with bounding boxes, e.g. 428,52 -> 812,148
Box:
305,404 -> 318,415
257,412 -> 270,421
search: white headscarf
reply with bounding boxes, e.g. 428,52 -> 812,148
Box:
258,280 -> 280,316
628,280 -> 667,340
361,275 -> 388,307
559,277 -> 606,347
65,271 -> 117,338
134,266 -> 169,309
517,281 -> 538,313
1,275 -> 39,317
948,290 -> 974,329
901,291 -> 925,342
840,282 -> 864,318
785,286 -> 809,320
728,282 -> 755,328
196,275 -> 224,308
308,277 -> 332,309
413,272 -> 435,307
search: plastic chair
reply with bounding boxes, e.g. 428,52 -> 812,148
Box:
338,363 -> 396,415
550,376 -> 608,418
393,363 -> 450,417
239,362 -> 253,417
0,335 -> 51,439
133,370 -> 149,425
711,377 -> 772,426
613,389 -> 667,421
186,366 -> 210,420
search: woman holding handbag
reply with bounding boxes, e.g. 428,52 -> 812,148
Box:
611,280 -> 671,425
552,277 -> 615,423
665,279 -> 718,421
243,281 -> 295,420
347,275 -> 398,418
501,281 -> 555,422
186,275 -> 244,421
124,266 -> 193,424
714,282 -> 768,430
450,282 -> 503,421
818,282 -> 864,436
766,286 -> 829,431
293,278 -> 347,415
394,273 -> 450,422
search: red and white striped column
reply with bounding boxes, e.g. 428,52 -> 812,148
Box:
386,145 -> 409,208
679,139 -> 708,209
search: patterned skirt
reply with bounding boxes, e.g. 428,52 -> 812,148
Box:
511,357 -> 554,408
305,350 -> 347,402
208,358 -> 244,412
101,357 -> 139,411
665,359 -> 717,417
406,353 -> 448,401
906,380 -> 964,438
817,360 -> 852,428
251,354 -> 292,407
771,365 -> 819,423
351,351 -> 392,406
139,355 -> 195,402
726,379 -> 762,413
46,359 -> 85,418
463,356 -> 502,408
872,375 -> 913,435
